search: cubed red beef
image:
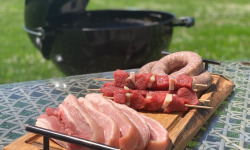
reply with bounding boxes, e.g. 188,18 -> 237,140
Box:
135,73 -> 152,90
113,69 -> 129,88
177,87 -> 199,105
151,74 -> 169,90
101,83 -> 120,97
130,90 -> 146,110
146,92 -> 166,111
129,89 -> 149,97
174,74 -> 193,90
102,82 -> 115,87
164,96 -> 188,113
114,89 -> 127,104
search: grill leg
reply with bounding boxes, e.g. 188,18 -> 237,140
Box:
43,136 -> 50,150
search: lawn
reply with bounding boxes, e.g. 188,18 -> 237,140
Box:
0,0 -> 249,84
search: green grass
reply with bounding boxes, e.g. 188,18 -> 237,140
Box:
0,0 -> 64,84
0,0 -> 249,84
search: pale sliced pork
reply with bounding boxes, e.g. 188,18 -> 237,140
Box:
58,94 -> 104,143
36,113 -> 87,149
36,114 -> 68,148
85,93 -> 141,150
111,101 -> 150,150
37,94 -> 104,150
78,97 -> 120,148
141,115 -> 170,150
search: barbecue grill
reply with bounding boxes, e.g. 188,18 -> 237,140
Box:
24,0 -> 194,75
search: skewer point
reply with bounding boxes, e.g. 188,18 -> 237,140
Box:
194,83 -> 208,87
185,104 -> 213,109
93,78 -> 114,81
88,89 -> 101,91
199,99 -> 210,102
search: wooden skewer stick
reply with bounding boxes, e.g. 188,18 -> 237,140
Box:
105,96 -> 114,100
194,83 -> 208,87
199,99 -> 210,102
88,89 -> 101,91
193,89 -> 198,92
93,78 -> 114,81
93,78 -> 207,87
184,104 -> 213,109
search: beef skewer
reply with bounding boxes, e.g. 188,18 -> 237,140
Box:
93,78 -> 207,87
88,88 -> 210,102
93,71 -> 208,90
89,81 -> 210,103
95,80 -> 202,97
93,75 -> 208,87
88,86 -> 212,112
103,93 -> 212,112
104,96 -> 212,109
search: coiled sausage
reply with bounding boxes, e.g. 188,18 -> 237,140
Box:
138,51 -> 212,92
151,51 -> 203,76
192,70 -> 212,91
137,61 -> 157,74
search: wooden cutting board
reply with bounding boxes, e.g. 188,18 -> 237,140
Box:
3,74 -> 235,150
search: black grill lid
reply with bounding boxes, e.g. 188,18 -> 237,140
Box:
24,0 -> 89,29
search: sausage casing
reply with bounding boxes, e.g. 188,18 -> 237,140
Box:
192,70 -> 212,91
151,51 -> 203,77
138,61 -> 157,74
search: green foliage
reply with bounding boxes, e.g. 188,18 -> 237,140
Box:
0,0 -> 249,84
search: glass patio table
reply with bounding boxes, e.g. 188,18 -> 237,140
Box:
0,61 -> 249,149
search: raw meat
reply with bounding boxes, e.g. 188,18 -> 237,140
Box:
135,73 -> 152,90
78,97 -> 120,147
130,90 -> 147,110
146,92 -> 167,111
113,88 -> 127,104
111,101 -> 150,150
151,74 -> 169,90
164,95 -> 188,113
113,69 -> 129,88
174,74 -> 193,90
177,87 -> 199,105
141,115 -> 170,150
37,94 -> 104,150
85,93 -> 141,150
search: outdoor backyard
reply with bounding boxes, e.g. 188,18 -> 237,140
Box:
0,0 -> 249,84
